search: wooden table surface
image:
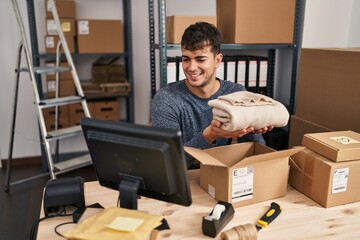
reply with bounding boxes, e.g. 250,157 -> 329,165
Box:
37,169 -> 360,240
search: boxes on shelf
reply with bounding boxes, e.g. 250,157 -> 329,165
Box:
288,115 -> 333,148
295,48 -> 360,133
93,100 -> 120,121
91,57 -> 127,83
47,79 -> 76,98
216,0 -> 296,44
185,143 -> 301,207
81,82 -> 130,97
44,35 -> 75,53
45,0 -> 76,19
166,16 -> 217,44
46,18 -> 76,36
289,147 -> 360,208
77,19 -> 123,53
302,131 -> 360,162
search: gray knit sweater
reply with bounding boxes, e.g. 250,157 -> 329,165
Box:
151,79 -> 266,168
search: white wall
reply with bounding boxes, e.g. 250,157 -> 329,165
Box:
1,0 -> 360,160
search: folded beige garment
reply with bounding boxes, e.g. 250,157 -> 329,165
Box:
208,91 -> 289,131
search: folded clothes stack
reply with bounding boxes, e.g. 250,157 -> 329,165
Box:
208,91 -> 289,131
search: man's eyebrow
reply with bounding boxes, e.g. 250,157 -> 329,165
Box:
181,55 -> 208,59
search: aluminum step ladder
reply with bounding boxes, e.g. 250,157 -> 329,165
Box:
4,0 -> 92,192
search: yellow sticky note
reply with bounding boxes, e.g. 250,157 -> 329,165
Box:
106,216 -> 144,232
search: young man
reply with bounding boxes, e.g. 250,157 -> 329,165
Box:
151,22 -> 272,169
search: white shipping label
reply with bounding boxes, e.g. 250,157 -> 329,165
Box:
46,20 -> 58,35
45,36 -> 55,48
78,21 -> 90,35
332,167 -> 349,194
232,166 -> 254,202
330,136 -> 359,145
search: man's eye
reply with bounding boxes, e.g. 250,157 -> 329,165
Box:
182,58 -> 189,62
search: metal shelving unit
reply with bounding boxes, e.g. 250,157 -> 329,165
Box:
148,0 -> 306,114
25,0 -> 135,123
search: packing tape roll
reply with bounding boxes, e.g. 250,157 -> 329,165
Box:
211,204 -> 226,220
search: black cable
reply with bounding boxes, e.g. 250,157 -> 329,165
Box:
54,221 -> 75,238
29,206 -> 74,240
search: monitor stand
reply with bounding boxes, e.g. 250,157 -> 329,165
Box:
118,173 -> 145,210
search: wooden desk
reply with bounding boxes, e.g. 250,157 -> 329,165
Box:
37,169 -> 360,240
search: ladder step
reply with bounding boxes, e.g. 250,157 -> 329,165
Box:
39,96 -> 85,108
19,66 -> 72,74
46,125 -> 83,141
53,154 -> 92,173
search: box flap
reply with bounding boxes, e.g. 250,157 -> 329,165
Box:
184,147 -> 227,167
238,147 -> 304,166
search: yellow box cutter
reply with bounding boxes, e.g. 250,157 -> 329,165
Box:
256,202 -> 282,230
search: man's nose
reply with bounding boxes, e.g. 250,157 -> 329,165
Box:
187,60 -> 198,71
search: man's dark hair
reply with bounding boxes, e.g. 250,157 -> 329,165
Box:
181,21 -> 221,55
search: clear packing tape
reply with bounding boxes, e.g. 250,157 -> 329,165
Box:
64,206 -> 163,240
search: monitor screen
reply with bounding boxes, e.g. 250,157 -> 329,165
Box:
80,117 -> 192,209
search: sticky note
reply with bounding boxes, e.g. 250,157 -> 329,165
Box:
106,216 -> 144,232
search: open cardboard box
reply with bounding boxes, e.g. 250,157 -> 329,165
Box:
185,143 -> 301,207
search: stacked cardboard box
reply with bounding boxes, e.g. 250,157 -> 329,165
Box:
289,48 -> 360,147
289,131 -> 360,208
77,19 -> 123,53
166,16 -> 217,44
44,0 -> 76,53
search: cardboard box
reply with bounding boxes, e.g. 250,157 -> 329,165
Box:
185,143 -> 301,207
47,79 -> 75,98
46,18 -> 76,36
43,106 -> 70,131
45,35 -> 75,53
166,16 -> 217,44
68,102 -> 94,126
216,0 -> 296,44
93,100 -> 120,120
289,148 -> 360,208
77,20 -> 123,53
45,0 -> 76,19
302,131 -> 360,162
288,115 -> 333,148
296,48 -> 360,133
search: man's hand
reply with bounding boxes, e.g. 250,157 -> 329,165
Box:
203,119 -> 273,143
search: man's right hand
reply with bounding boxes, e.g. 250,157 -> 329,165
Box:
203,119 -> 254,143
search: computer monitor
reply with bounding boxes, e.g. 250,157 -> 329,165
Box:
80,117 -> 192,210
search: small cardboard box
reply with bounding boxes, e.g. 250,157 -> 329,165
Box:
46,79 -> 76,98
77,19 -> 123,53
302,131 -> 360,162
166,16 -> 217,44
45,0 -> 76,19
185,143 -> 301,207
216,0 -> 296,44
45,35 -> 75,53
46,18 -> 76,36
289,148 -> 360,208
93,100 -> 120,121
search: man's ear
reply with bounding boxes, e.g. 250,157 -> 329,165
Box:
215,53 -> 223,68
